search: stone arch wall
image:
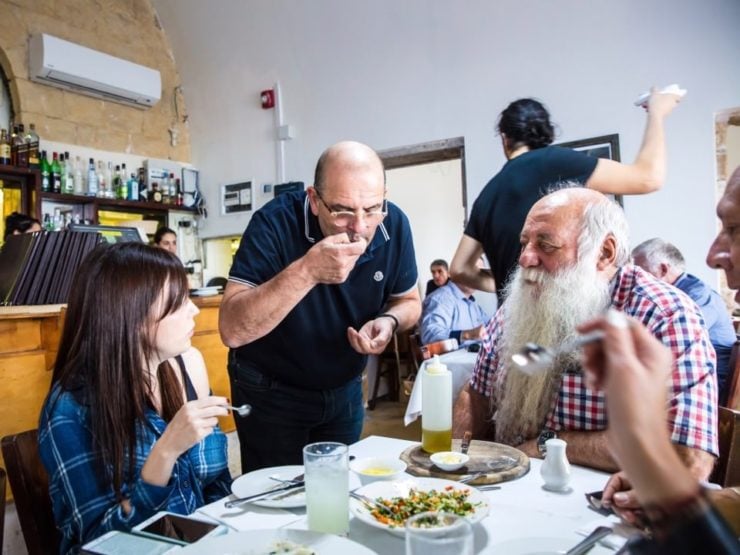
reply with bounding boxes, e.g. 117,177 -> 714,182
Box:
0,0 -> 191,161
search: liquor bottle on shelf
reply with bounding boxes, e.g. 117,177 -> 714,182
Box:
161,175 -> 171,204
9,126 -> 18,165
40,150 -> 51,192
137,167 -> 148,201
51,152 -> 62,193
105,162 -> 114,198
175,178 -> 184,207
113,164 -> 122,199
25,123 -> 40,169
169,173 -> 177,204
14,124 -> 28,168
0,129 -> 10,165
151,182 -> 162,203
59,151 -> 67,193
63,152 -> 74,194
73,156 -> 84,195
96,160 -> 106,198
87,158 -> 98,197
127,173 -> 137,201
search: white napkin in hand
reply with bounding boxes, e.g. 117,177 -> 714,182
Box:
197,497 -> 303,531
576,516 -> 642,550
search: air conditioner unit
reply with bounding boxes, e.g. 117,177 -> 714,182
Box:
28,33 -> 161,109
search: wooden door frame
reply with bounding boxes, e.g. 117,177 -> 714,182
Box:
377,137 -> 468,223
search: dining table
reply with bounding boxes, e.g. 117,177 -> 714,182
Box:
186,435 -> 637,554
404,348 -> 479,426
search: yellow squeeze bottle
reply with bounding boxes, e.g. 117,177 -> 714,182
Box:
421,355 -> 452,453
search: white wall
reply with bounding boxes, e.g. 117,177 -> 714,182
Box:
151,0 -> 740,287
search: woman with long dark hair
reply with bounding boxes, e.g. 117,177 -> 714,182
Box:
450,92 -> 681,303
38,242 -> 231,553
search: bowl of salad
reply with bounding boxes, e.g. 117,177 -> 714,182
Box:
349,477 -> 489,536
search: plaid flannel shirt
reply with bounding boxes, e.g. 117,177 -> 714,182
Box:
38,385 -> 232,554
470,265 -> 719,456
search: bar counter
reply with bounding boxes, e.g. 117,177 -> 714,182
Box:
0,294 -> 233,495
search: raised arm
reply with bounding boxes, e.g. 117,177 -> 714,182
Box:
450,234 -> 496,293
219,234 -> 367,348
586,90 -> 682,195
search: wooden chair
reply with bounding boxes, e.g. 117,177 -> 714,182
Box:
710,407 -> 740,487
1,430 -> 60,555
725,340 -> 740,410
0,467 -> 6,555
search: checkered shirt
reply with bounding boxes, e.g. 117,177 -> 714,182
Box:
470,265 -> 719,456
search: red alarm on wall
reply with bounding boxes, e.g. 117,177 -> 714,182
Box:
260,89 -> 275,109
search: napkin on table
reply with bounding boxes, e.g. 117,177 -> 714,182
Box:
196,497 -> 303,531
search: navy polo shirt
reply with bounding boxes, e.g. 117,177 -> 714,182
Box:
228,191 -> 418,390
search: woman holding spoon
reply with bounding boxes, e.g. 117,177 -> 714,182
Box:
38,242 -> 233,554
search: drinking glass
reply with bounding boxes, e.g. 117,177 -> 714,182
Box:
303,442 -> 349,535
405,512 -> 474,555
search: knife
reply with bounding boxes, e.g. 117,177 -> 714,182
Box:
224,481 -> 305,508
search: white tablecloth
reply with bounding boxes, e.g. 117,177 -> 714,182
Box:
404,348 -> 478,425
197,435 -> 631,554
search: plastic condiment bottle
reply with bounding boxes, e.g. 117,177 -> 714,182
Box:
421,355 -> 452,453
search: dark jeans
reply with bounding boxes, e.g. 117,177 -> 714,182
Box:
228,354 -> 365,474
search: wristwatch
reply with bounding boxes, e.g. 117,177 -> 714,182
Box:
537,429 -> 557,456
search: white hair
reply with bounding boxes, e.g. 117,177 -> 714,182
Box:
631,238 -> 686,273
576,192 -> 630,265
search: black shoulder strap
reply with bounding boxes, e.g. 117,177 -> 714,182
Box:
175,354 -> 198,401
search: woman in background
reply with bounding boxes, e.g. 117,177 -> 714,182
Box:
38,242 -> 231,554
3,211 -> 41,240
153,225 -> 178,255
451,91 -> 680,303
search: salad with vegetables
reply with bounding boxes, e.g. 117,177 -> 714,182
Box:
368,485 -> 479,527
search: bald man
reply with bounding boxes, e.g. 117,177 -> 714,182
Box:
220,141 -> 421,472
453,187 -> 717,478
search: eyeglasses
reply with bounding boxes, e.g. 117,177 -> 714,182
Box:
314,190 -> 388,225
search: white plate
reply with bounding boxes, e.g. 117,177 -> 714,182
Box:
231,465 -> 307,509
190,286 -> 221,297
179,528 -> 377,554
350,477 -> 489,537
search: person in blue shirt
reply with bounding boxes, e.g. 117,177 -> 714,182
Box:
220,141 -> 421,473
632,238 -> 736,405
38,242 -> 231,554
420,278 -> 489,346
425,258 -> 450,296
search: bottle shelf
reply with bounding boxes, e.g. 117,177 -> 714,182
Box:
38,191 -> 195,212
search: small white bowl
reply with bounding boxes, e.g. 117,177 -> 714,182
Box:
430,451 -> 470,471
350,457 -> 407,485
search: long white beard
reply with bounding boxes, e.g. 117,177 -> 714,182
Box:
494,255 -> 611,445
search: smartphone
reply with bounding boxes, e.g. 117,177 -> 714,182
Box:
81,530 -> 179,555
585,489 -> 613,516
133,512 -> 222,545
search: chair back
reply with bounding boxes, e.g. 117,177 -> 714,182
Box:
0,467 -> 6,554
1,430 -> 60,555
711,407 -> 740,487
420,338 -> 459,360
725,340 -> 740,410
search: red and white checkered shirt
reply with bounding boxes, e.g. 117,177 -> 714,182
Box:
470,265 -> 719,456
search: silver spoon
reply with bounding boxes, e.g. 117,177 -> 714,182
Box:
511,331 -> 604,375
225,403 -> 252,417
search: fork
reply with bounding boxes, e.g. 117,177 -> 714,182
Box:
350,491 -> 393,515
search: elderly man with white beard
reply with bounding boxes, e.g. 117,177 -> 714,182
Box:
452,187 -> 718,478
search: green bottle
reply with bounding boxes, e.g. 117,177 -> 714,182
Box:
40,150 -> 51,192
51,152 -> 62,193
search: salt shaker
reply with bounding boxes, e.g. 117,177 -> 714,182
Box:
540,438 -> 571,491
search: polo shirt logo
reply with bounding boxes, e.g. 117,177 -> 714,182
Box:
373,271 -> 384,282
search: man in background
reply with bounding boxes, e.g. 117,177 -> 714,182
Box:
420,276 -> 488,346
3,211 -> 41,241
632,238 -> 736,405
425,258 -> 450,296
